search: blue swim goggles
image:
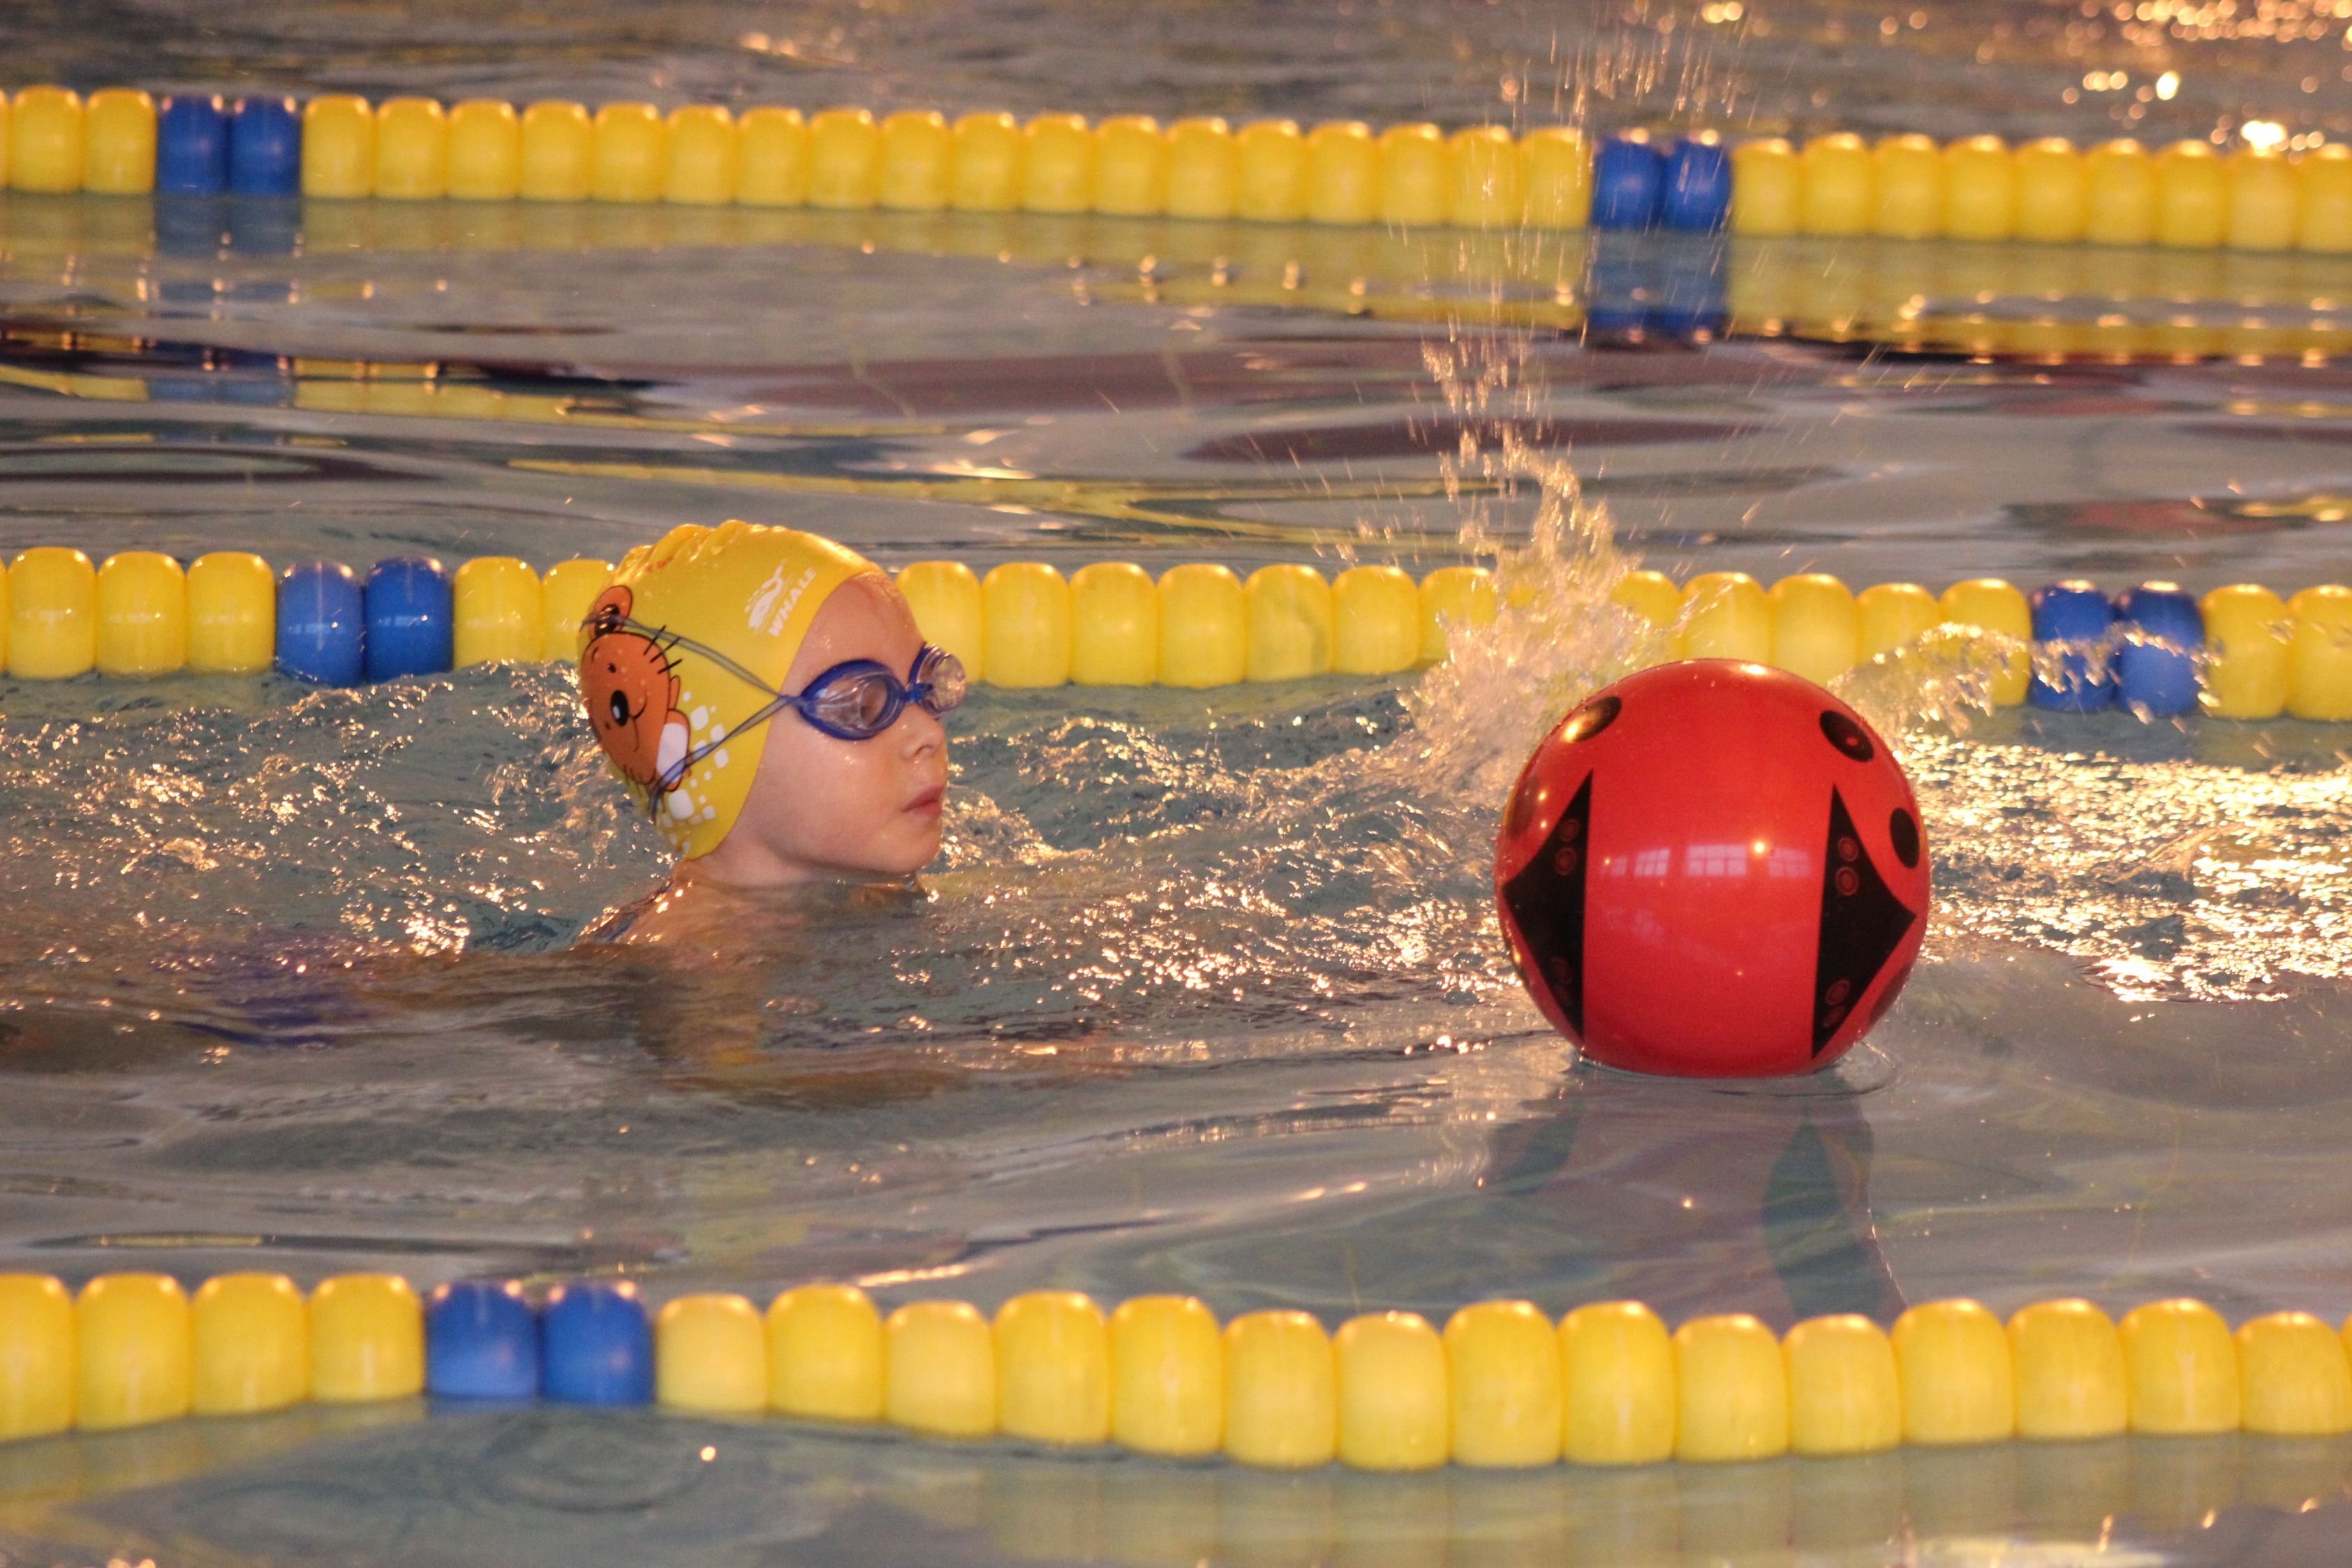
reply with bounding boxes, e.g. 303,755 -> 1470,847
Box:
588,607 -> 966,799
783,642 -> 968,741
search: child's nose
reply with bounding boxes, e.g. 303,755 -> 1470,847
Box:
897,704 -> 946,756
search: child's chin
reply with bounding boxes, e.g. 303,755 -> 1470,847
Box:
866,827 -> 942,878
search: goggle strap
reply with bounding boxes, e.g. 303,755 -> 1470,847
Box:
586,610 -> 781,701
590,609 -> 947,710
653,688 -> 799,798
586,607 -> 949,814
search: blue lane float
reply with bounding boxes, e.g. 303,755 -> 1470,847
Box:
228,96 -> 302,198
2028,580 -> 2117,711
1590,137 -> 1666,231
157,95 -> 230,195
541,1280 -> 656,1406
425,1280 -> 542,1400
274,560 -> 367,686
1661,140 -> 1732,233
2111,582 -> 2204,717
362,556 -> 454,683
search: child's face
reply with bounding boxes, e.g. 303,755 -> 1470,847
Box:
701,573 -> 949,886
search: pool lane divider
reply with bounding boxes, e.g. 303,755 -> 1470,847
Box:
3,84 -> 2352,252
3,1273 -> 2351,1462
3,548 -> 2350,718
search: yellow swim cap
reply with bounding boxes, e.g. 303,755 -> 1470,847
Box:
577,519 -> 880,859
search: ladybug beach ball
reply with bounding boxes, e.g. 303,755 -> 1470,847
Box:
1494,660 -> 1931,1077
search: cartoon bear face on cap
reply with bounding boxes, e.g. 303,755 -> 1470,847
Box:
580,585 -> 690,793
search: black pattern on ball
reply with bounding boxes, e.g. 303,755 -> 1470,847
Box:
1812,787 -> 1917,1055
1502,774 -> 1594,1037
1819,709 -> 1875,762
1888,806 -> 1921,868
1558,695 -> 1622,745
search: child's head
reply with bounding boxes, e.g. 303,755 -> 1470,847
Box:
578,522 -> 958,887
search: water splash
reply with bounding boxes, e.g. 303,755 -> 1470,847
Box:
1386,314 -> 2029,821
1389,334 -> 1659,813
1829,627 -> 2006,753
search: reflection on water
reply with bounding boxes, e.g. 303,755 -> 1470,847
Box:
7,1400 -> 2352,1568
12,198 -> 2352,599
20,195 -> 2352,367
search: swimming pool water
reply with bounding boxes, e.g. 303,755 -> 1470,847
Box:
10,2 -> 2352,1564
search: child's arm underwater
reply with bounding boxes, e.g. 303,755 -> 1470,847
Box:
580,875 -> 979,1109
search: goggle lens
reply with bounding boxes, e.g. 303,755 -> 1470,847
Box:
808,669 -> 901,737
916,647 -> 968,716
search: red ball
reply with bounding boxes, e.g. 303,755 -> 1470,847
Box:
1495,660 -> 1930,1077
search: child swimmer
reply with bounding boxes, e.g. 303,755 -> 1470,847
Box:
577,521 -> 963,942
